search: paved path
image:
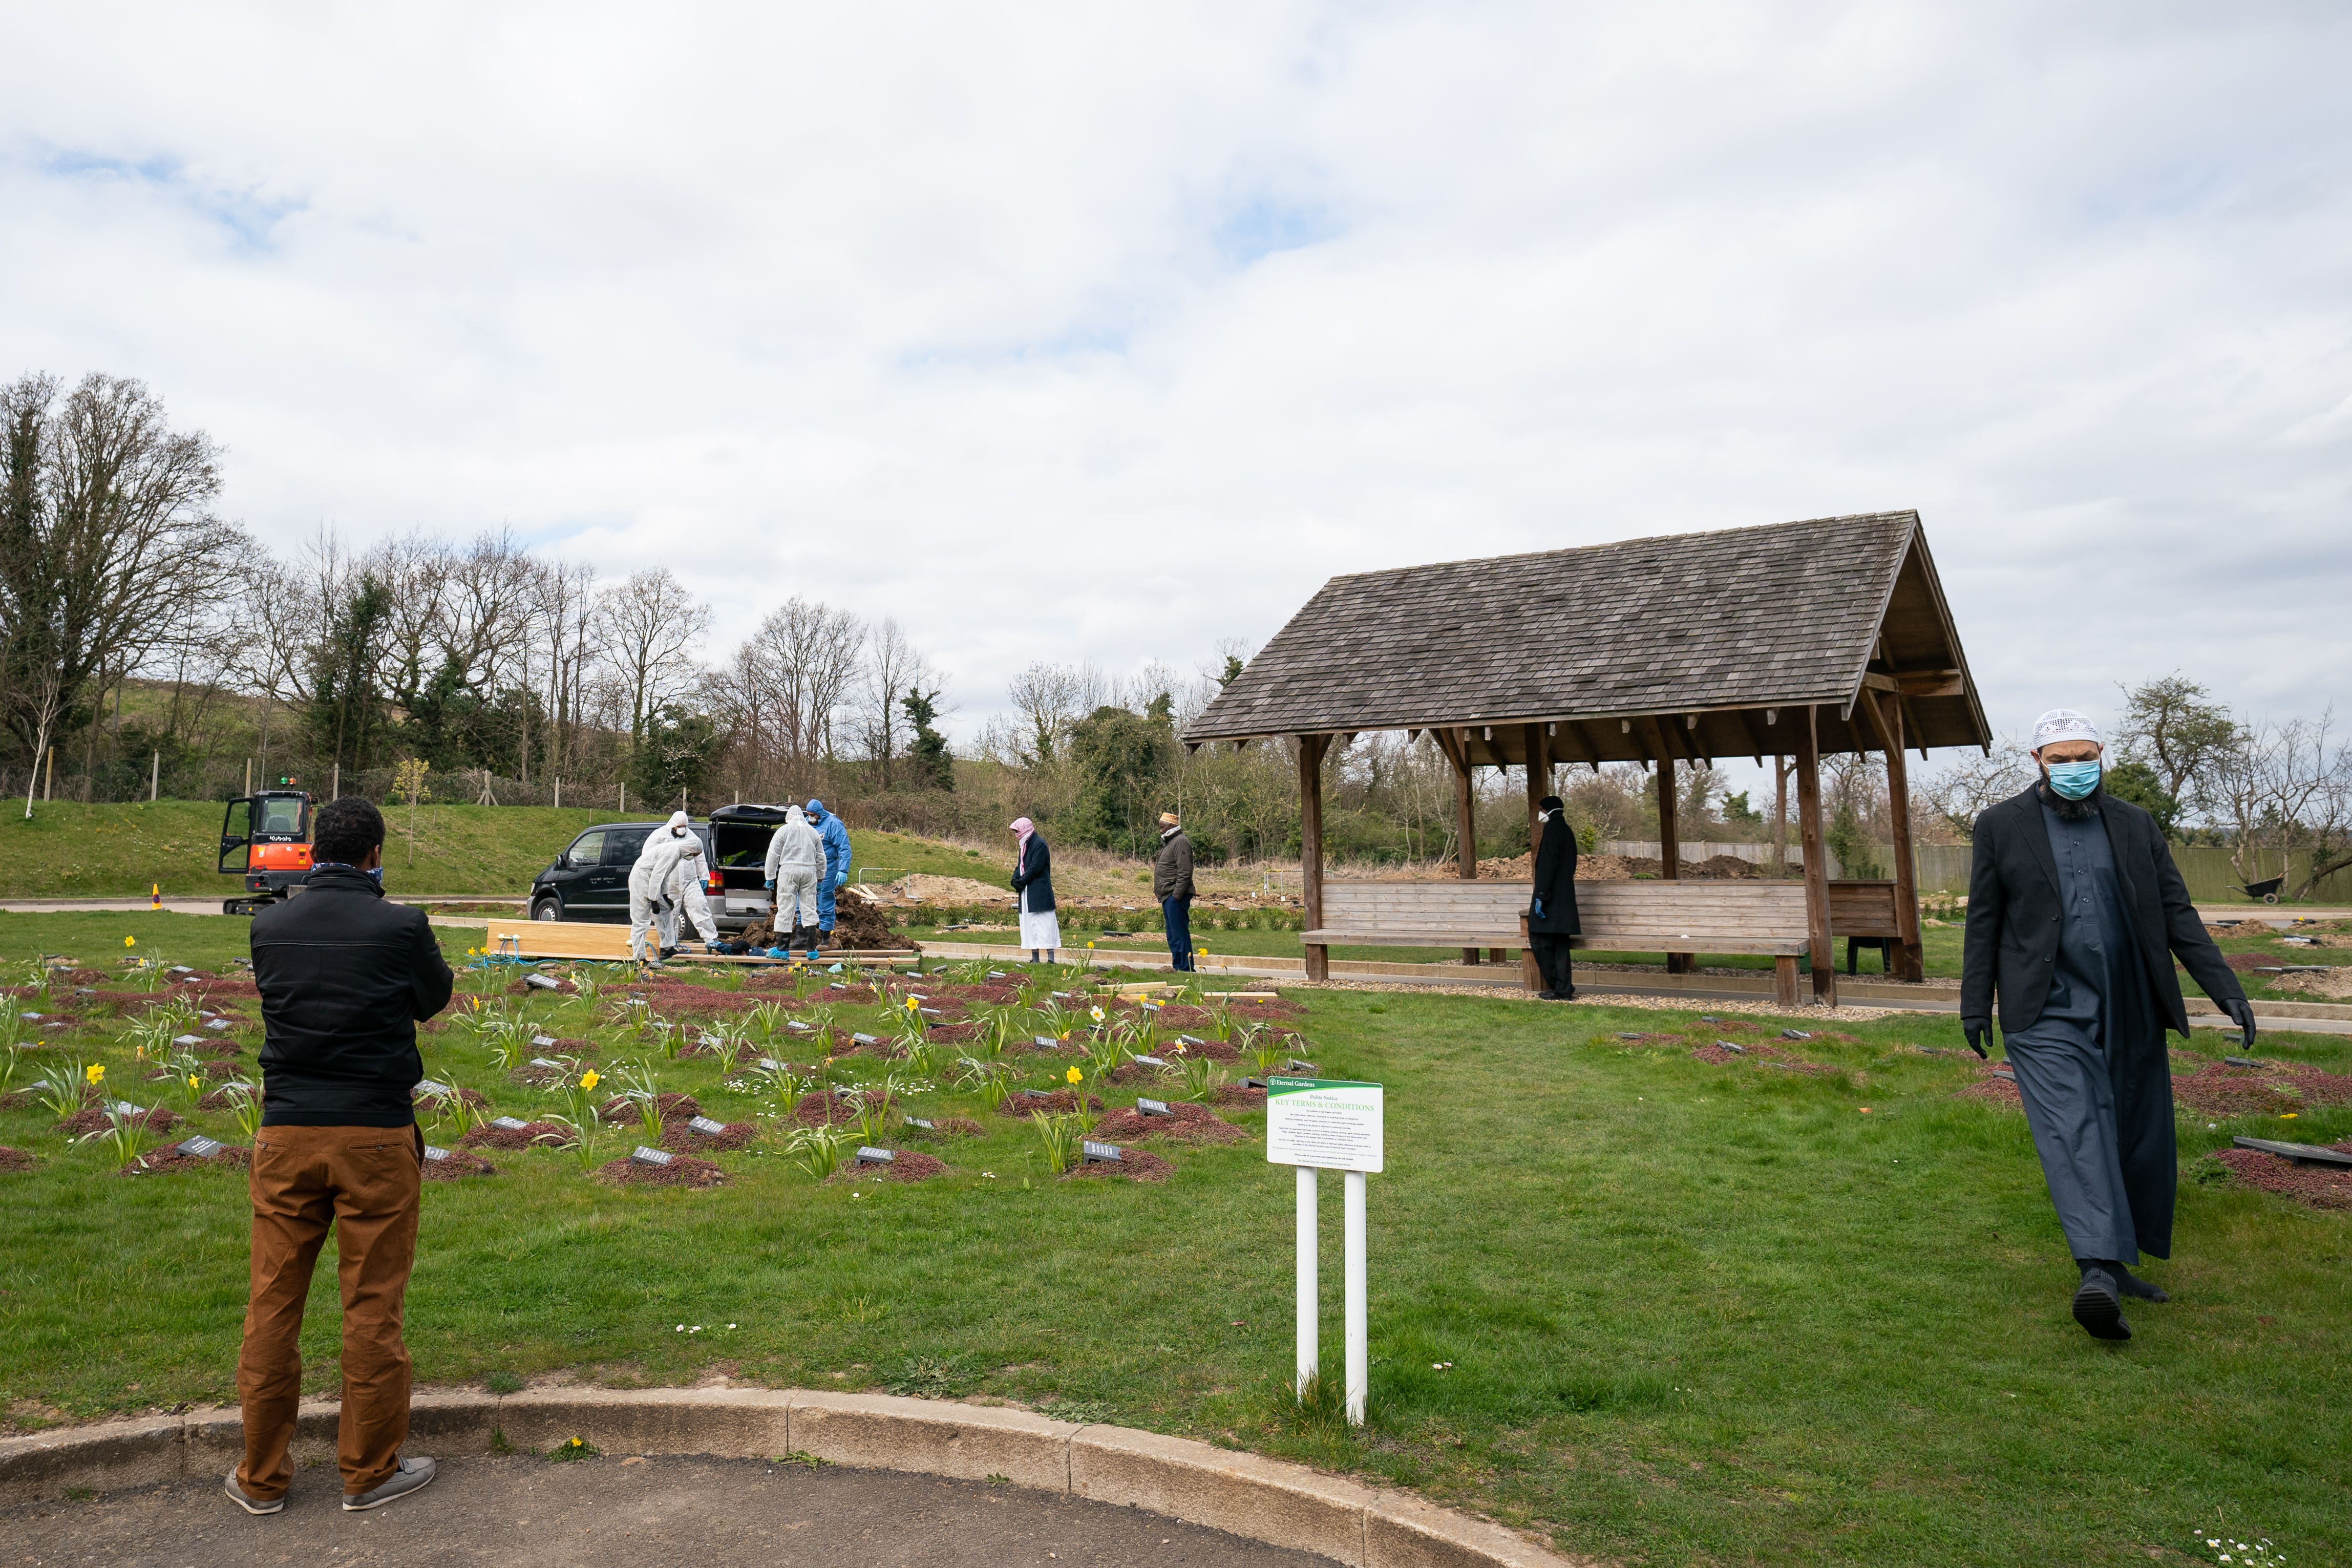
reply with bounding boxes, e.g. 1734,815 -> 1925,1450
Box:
0,1453 -> 1341,1567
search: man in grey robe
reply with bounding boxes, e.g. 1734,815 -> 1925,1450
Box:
1961,709 -> 2255,1341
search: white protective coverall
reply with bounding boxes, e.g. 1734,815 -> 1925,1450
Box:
656,834 -> 721,950
628,811 -> 696,961
762,806 -> 827,942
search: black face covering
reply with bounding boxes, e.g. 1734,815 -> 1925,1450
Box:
2039,774 -> 2101,821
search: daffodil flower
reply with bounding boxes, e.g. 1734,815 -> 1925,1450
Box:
86,1063 -> 105,1085
1066,1066 -> 1083,1085
580,1069 -> 601,1091
188,1074 -> 201,1090
124,935 -> 137,947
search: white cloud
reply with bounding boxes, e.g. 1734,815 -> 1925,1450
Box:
3,0 -> 2347,760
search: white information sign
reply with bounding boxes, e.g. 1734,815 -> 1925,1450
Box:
1265,1077 -> 1383,1174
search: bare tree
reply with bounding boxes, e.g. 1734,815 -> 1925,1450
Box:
1005,661 -> 1103,768
857,618 -> 935,788
594,568 -> 711,748
747,597 -> 863,764
1923,741 -> 2037,839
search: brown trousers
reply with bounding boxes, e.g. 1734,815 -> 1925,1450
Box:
236,1124 -> 422,1500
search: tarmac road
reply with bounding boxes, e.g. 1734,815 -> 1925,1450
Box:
0,1453 -> 1343,1567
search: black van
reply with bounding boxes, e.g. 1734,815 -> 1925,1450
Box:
526,805 -> 789,931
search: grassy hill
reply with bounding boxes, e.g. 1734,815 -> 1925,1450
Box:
0,801 -> 1011,899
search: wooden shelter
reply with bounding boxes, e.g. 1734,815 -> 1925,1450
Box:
1182,511 -> 1990,1004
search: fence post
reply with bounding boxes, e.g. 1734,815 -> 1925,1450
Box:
150,751 -> 159,802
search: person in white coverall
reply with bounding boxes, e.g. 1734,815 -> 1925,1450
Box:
762,806 -> 826,958
656,833 -> 721,951
628,811 -> 696,963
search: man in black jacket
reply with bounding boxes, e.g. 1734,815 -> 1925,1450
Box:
1154,811 -> 1197,972
227,798 -> 453,1517
1962,709 -> 2253,1343
1527,795 -> 1580,999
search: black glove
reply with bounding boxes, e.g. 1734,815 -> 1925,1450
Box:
2223,996 -> 2257,1051
1961,1017 -> 1991,1060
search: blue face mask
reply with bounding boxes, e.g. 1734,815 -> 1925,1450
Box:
2045,759 -> 2102,800
367,866 -> 384,885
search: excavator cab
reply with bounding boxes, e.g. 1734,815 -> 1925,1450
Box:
220,789 -> 315,914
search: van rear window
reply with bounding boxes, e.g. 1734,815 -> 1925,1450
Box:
712,825 -> 773,868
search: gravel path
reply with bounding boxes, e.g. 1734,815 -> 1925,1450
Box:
0,1453 -> 1342,1566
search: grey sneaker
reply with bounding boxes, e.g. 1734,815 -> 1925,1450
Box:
343,1456 -> 437,1512
224,1472 -> 284,1515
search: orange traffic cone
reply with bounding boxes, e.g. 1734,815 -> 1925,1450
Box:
150,882 -> 161,910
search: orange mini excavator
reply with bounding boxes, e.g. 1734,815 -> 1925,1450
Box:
217,788 -> 316,915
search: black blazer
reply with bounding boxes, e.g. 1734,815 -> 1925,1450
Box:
252,866 -> 455,1126
1961,785 -> 2242,1034
1528,812 -> 1581,935
1011,834 -> 1055,914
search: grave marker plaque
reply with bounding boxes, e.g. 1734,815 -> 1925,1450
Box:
529,1057 -> 565,1070
525,973 -> 561,991
907,1117 -> 935,1130
175,1135 -> 224,1159
108,1099 -> 145,1117
1136,1098 -> 1173,1117
758,1057 -> 787,1072
423,1145 -> 453,1162
172,1034 -> 203,1048
1780,1029 -> 1813,1041
532,1035 -> 558,1049
2231,1136 -> 2352,1169
851,1032 -> 880,1046
987,970 -> 1007,980
1133,1054 -> 1168,1068
1033,1035 -> 1058,1049
491,1116 -> 531,1131
414,1078 -> 453,1097
687,1115 -> 728,1135
2224,1055 -> 2262,1068
1244,1076 -> 1269,1090
630,1146 -> 674,1167
1082,1140 -> 1124,1163
855,1146 -> 895,1165
206,1019 -> 233,1031
1716,1041 -> 1745,1054
1177,1034 -> 1205,1047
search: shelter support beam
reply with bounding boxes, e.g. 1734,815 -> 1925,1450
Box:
1434,726 -> 1480,964
1298,734 -> 1331,982
1796,707 -> 1836,1006
1648,719 -> 1693,975
1860,689 -> 1925,980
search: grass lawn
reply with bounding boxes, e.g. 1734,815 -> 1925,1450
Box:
2,910 -> 2348,1566
0,802 -> 1017,901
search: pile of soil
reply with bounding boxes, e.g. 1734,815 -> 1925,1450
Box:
421,1149 -> 499,1181
900,1116 -> 985,1140
2264,1062 -> 2352,1105
2272,967 -> 2352,1001
1167,1037 -> 1239,1062
1222,995 -> 1304,1021
609,983 -> 759,1015
125,1142 -> 251,1175
510,1062 -> 576,1088
1214,1084 -> 1268,1109
594,1153 -> 727,1188
792,1090 -> 886,1128
842,1149 -> 948,1181
1063,1146 -> 1173,1183
1955,1063 -> 2024,1108
660,1119 -> 758,1152
893,874 -> 1014,907
829,896 -> 906,951
2172,1063 -> 2304,1118
1108,1061 -> 1172,1085
1087,1101 -> 1248,1145
57,1106 -> 182,1136
195,1084 -> 259,1111
506,974 -> 582,996
598,1092 -> 703,1124
997,1089 -> 1103,1118
2214,1142 -> 2352,1211
460,1119 -> 568,1151
175,980 -> 260,1001
924,1022 -> 983,1045
0,1147 -> 35,1173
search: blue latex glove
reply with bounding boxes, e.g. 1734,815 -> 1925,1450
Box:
764,879 -> 775,889
833,871 -> 849,888
1532,898 -> 1546,920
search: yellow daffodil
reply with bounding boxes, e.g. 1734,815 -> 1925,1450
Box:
187,1074 -> 201,1091
905,997 -> 918,1011
124,935 -> 137,947
580,1069 -> 601,1091
86,1063 -> 104,1085
1066,1066 -> 1083,1085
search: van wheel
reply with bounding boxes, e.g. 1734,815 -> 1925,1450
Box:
532,898 -> 562,922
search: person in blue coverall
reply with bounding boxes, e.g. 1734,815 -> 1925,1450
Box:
806,798 -> 852,939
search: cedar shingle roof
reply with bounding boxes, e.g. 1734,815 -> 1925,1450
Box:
1184,511 -> 1988,762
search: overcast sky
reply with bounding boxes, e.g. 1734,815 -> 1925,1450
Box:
5,3 -> 2347,779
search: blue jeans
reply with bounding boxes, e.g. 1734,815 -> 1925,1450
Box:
1161,897 -> 1194,971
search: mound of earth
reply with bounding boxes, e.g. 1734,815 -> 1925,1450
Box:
1062,1147 -> 1173,1183
461,1119 -> 569,1151
793,1090 -> 886,1128
661,1119 -> 758,1153
840,1149 -> 947,1181
998,1089 -> 1103,1118
1088,1101 -> 1248,1145
599,1092 -> 703,1124
2214,1141 -> 2352,1210
421,1149 -> 498,1181
2272,966 -> 2352,1001
1214,1084 -> 1268,1109
893,874 -> 1014,907
195,1083 -> 259,1111
414,1084 -> 490,1109
124,1143 -> 250,1175
900,1116 -> 985,1140
58,1106 -> 182,1136
2172,1063 -> 2305,1118
0,1147 -> 35,1173
594,1153 -> 726,1188
1956,1063 -> 2024,1108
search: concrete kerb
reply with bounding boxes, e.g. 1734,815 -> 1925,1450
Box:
0,1387 -> 1587,1567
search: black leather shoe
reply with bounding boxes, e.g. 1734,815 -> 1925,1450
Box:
2072,1270 -> 2132,1341
2112,1264 -> 2170,1302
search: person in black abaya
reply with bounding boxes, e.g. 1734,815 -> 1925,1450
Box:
1527,795 -> 1580,1000
1962,708 -> 2255,1342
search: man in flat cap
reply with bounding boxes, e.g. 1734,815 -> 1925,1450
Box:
1153,811 -> 1196,972
1962,708 -> 2255,1342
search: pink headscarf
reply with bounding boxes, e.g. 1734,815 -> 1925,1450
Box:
1010,817 -> 1034,862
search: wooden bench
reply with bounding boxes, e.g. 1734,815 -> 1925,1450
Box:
1304,880 -> 1828,1006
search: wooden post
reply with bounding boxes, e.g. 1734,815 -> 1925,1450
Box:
1867,689 -> 1925,982
1650,721 -> 1692,975
1299,734 -> 1330,982
150,751 -> 158,802
1446,728 -> 1479,964
1772,755 -> 1789,876
1520,724 -> 1548,991
1796,707 -> 1836,1006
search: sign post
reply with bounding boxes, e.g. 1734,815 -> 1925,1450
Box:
1267,1076 -> 1383,1427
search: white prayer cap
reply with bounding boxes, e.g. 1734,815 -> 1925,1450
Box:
2029,709 -> 2101,751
